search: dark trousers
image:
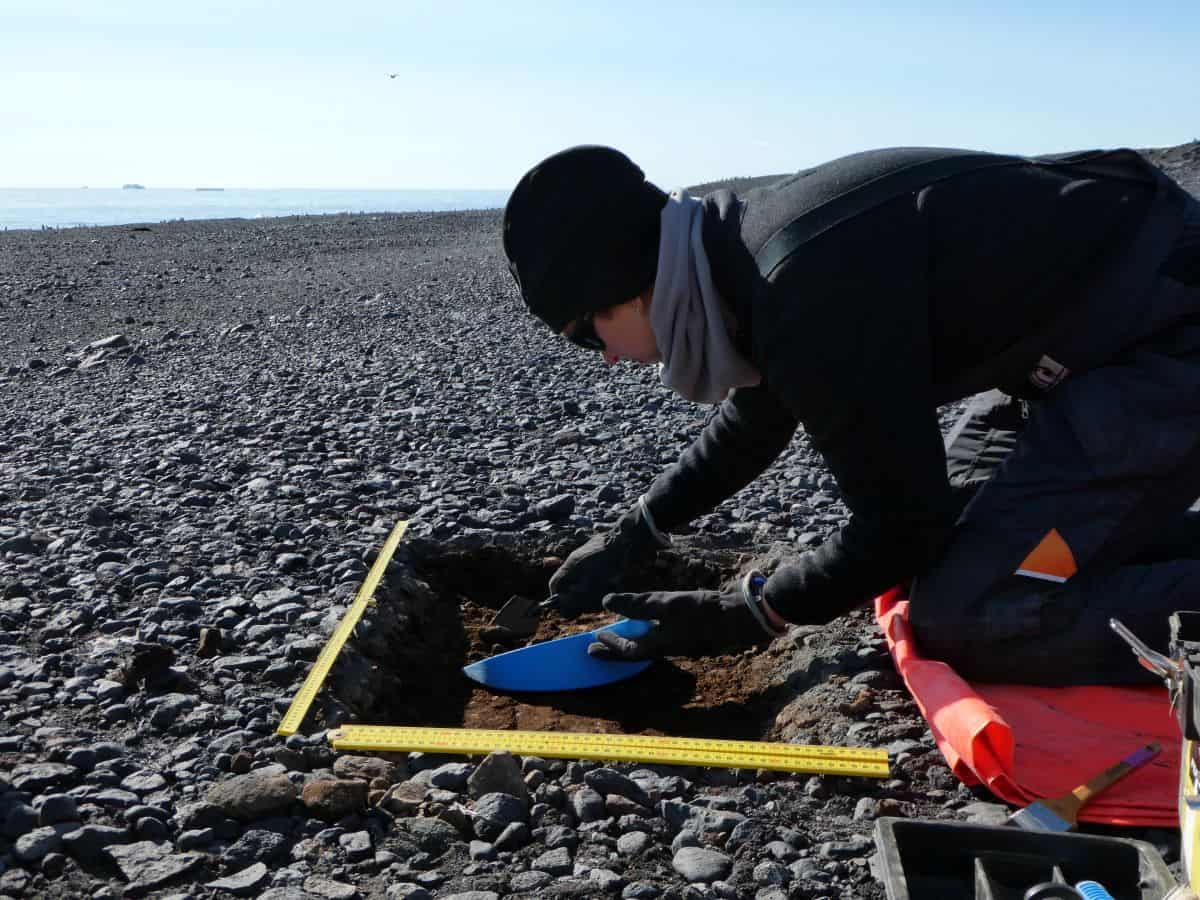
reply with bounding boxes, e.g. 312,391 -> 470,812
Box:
909,202 -> 1200,685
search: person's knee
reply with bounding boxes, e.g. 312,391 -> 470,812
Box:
907,573 -> 974,661
909,572 -> 1068,668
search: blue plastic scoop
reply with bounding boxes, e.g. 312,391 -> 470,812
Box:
462,618 -> 653,692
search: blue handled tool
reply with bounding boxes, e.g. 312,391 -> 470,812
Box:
462,617 -> 653,692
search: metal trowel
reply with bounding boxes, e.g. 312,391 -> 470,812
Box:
489,594 -> 540,639
462,617 -> 653,692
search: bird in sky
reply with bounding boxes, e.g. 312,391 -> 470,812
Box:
387,73 -> 399,79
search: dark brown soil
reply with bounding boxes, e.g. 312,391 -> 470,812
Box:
375,542 -> 795,744
456,601 -> 790,740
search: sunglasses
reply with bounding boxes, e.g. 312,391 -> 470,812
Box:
565,311 -> 605,351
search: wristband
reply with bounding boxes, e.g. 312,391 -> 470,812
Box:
638,495 -> 672,548
741,569 -> 787,638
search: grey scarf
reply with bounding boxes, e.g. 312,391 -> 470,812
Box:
650,190 -> 761,404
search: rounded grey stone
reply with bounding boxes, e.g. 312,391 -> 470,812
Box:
221,828 -> 289,867
510,871 -> 554,891
617,831 -> 650,856
493,820 -> 529,852
205,770 -> 296,821
2,802 -> 38,839
961,800 -> 1010,826
65,748 -> 96,772
584,768 -> 651,808
622,883 -> 662,899
540,824 -> 578,851
133,816 -> 169,841
15,826 -> 63,862
385,886 -> 432,900
302,876 -> 360,899
672,846 -> 733,883
817,836 -> 873,859
206,862 -> 271,897
38,794 -> 78,826
123,804 -> 170,825
466,751 -> 528,802
61,824 -> 129,863
40,850 -> 68,879
398,816 -> 461,855
469,839 -> 496,861
671,829 -> 700,852
764,839 -> 798,862
177,828 -> 216,850
426,762 -> 473,792
174,801 -> 225,831
590,868 -> 626,893
571,786 -> 606,823
121,770 -> 168,793
338,830 -> 373,862
532,845 -> 573,876
753,860 -> 792,885
10,762 -> 78,794
472,792 -> 526,842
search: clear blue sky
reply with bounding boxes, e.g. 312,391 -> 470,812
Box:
4,1 -> 1197,189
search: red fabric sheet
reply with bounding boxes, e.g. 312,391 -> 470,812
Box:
875,586 -> 1181,826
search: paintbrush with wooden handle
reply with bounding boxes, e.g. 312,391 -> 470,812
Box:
1007,742 -> 1162,832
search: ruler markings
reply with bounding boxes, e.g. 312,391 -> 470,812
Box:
276,520 -> 409,736
329,725 -> 889,778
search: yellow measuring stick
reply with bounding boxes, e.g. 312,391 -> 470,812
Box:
276,520 -> 409,736
328,725 -> 889,778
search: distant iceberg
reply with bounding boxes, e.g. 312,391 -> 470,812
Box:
122,183 -> 145,190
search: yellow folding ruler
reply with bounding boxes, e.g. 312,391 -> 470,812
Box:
328,725 -> 889,778
276,520 -> 409,736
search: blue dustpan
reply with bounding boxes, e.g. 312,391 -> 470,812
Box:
462,618 -> 653,692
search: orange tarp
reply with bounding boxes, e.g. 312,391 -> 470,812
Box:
875,586 -> 1181,827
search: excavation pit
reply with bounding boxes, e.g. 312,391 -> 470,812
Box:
328,536 -> 803,744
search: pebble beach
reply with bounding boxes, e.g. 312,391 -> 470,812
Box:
1,143 -> 1198,900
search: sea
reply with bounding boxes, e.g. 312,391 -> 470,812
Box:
0,187 -> 511,231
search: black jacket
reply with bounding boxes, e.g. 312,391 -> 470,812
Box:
641,147 -> 1191,625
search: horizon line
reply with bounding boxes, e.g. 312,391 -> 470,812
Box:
0,185 -> 512,193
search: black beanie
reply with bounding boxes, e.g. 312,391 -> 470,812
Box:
502,145 -> 668,332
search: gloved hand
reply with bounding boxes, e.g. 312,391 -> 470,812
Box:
545,500 -> 668,619
587,574 -> 786,660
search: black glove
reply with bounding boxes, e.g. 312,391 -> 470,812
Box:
587,575 -> 785,660
545,501 -> 666,619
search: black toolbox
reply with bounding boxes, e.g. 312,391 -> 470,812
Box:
873,818 -> 1176,899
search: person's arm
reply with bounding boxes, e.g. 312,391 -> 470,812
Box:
641,383 -> 800,532
589,344 -> 954,660
542,383 -> 797,621
762,397 -> 955,624
587,386 -> 954,660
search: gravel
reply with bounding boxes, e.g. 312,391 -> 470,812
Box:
0,150 -> 1196,898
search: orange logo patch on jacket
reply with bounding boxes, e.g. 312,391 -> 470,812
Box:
1016,528 -> 1077,583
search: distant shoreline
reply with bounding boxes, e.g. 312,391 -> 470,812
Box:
0,185 -> 509,192
0,186 -> 510,232
0,205 -> 504,236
